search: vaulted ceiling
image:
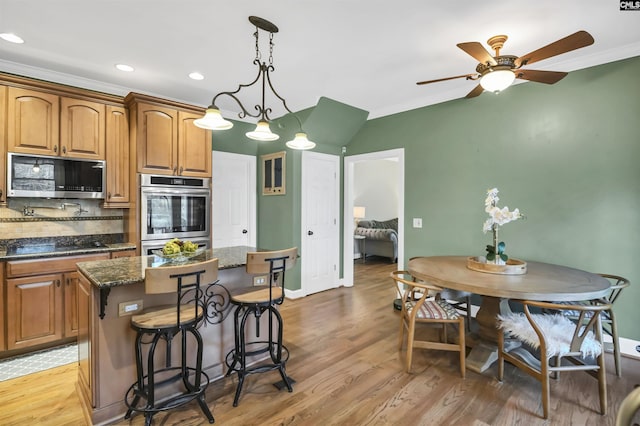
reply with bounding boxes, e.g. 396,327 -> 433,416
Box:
1,1 -> 639,121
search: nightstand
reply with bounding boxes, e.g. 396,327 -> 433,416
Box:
354,235 -> 366,263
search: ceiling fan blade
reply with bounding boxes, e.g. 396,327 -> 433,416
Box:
465,84 -> 484,98
417,74 -> 477,85
516,69 -> 568,84
457,42 -> 497,66
515,30 -> 594,68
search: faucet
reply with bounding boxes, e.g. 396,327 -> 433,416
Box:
60,202 -> 88,215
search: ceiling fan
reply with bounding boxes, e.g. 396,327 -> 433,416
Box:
416,30 -> 595,98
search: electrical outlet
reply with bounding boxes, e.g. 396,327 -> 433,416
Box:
118,300 -> 143,316
413,218 -> 423,228
253,275 -> 268,286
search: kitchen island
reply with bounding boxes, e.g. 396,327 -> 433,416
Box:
75,246 -> 257,425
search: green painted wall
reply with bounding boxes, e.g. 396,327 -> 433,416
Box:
346,56 -> 640,340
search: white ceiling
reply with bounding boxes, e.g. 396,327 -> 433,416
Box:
1,0 -> 639,121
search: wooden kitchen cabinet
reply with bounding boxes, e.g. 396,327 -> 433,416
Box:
111,249 -> 136,258
6,87 -> 60,156
4,253 -> 109,351
0,263 -> 5,351
7,87 -> 106,159
127,93 -> 211,177
178,110 -> 212,176
0,85 -> 6,207
6,273 -> 64,350
103,105 -> 131,208
59,97 -> 105,159
64,271 -> 80,337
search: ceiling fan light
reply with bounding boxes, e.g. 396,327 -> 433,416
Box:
194,107 -> 233,130
286,132 -> 316,150
246,120 -> 279,141
480,69 -> 516,93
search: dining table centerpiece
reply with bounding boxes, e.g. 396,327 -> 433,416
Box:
467,187 -> 527,275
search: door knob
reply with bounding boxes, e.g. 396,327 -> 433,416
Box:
242,229 -> 248,234
308,230 -> 314,236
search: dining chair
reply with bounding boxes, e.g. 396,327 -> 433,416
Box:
616,386 -> 640,426
497,299 -> 610,419
408,257 -> 473,331
390,270 -> 466,377
556,274 -> 630,377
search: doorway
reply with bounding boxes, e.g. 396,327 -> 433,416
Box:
301,151 -> 341,296
343,149 -> 405,287
211,151 -> 257,248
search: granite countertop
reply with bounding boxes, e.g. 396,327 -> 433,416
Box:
0,238 -> 137,261
77,246 -> 256,289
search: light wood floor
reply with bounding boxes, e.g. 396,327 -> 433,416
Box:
1,257 -> 639,425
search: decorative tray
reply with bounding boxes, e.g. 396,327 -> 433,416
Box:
466,256 -> 527,275
151,248 -> 205,260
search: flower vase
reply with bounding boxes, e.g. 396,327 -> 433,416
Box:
492,225 -> 505,265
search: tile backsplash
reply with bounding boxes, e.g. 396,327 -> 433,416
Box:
0,198 -> 124,240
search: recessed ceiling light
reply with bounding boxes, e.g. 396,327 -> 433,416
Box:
0,33 -> 24,44
189,72 -> 204,81
115,64 -> 134,72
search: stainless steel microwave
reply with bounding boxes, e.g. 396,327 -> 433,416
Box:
7,153 -> 106,199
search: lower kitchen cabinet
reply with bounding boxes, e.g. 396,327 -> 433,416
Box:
3,253 -> 109,352
6,273 -> 64,350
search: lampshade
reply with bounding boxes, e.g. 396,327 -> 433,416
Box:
286,133 -> 316,150
480,69 -> 516,93
246,120 -> 280,141
353,206 -> 366,219
194,108 -> 234,130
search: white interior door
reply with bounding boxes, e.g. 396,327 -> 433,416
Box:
212,151 -> 256,248
301,151 -> 340,296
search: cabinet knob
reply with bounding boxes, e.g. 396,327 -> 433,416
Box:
56,280 -> 61,287
242,229 -> 248,234
179,166 -> 183,175
62,146 -> 67,154
107,192 -> 112,199
54,145 -> 58,153
66,278 -> 70,286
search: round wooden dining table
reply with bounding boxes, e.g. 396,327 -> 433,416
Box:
407,256 -> 610,373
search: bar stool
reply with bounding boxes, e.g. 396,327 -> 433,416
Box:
225,247 -> 297,407
124,258 -> 218,425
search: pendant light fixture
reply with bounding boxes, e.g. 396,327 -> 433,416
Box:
194,16 -> 315,150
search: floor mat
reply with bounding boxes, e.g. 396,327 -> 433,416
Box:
0,344 -> 78,382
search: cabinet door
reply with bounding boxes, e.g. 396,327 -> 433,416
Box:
0,85 -> 6,207
178,111 -> 211,177
6,273 -> 63,350
104,105 -> 130,207
60,97 -> 105,159
77,273 -> 94,406
64,271 -> 79,337
7,87 -> 60,155
0,263 -> 5,351
136,103 -> 177,175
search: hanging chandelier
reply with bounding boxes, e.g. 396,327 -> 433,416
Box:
194,16 -> 315,150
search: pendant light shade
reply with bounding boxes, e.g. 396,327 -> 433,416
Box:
194,107 -> 234,130
286,133 -> 316,150
480,69 -> 516,93
246,120 -> 280,141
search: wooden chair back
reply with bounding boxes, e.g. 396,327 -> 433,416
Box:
145,258 -> 219,295
246,247 -> 297,275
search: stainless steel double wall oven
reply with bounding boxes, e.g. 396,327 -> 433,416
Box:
140,174 -> 211,255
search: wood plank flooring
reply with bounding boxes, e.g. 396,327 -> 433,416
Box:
1,257 -> 639,425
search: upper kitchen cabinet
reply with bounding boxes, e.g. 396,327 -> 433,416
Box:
6,87 -> 60,156
60,97 -> 105,159
6,87 -> 106,160
0,85 -> 6,207
103,105 -> 131,208
126,93 -> 211,177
